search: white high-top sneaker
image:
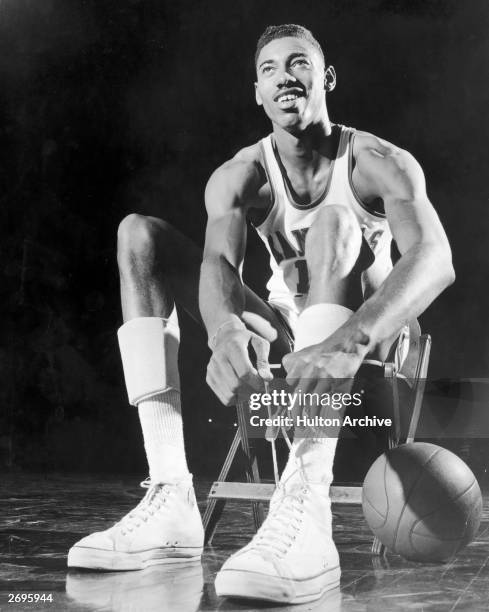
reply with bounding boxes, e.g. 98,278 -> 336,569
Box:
215,468 -> 340,604
67,477 -> 204,571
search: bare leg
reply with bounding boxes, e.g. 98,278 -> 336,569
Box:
214,207 -> 356,602
117,213 -> 292,355
68,214 -> 298,572
305,204 -> 369,311
302,205 -> 387,472
281,205 -> 371,478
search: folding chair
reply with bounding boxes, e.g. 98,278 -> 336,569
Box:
203,327 -> 432,554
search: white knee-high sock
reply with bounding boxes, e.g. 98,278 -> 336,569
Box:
282,303 -> 353,484
118,310 -> 190,484
138,390 -> 190,484
293,303 -> 353,352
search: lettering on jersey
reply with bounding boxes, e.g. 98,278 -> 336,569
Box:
294,259 -> 309,295
290,228 -> 307,257
267,228 -> 310,296
266,234 -> 285,265
267,225 -> 384,296
267,229 -> 309,265
361,226 -> 384,251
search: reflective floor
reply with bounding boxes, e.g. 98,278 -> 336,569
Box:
1,475 -> 488,611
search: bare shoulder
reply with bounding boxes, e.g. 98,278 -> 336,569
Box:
205,143 -> 265,213
352,130 -> 426,200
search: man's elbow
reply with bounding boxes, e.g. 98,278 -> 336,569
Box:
440,261 -> 456,292
433,242 -> 455,289
413,239 -> 455,291
445,259 -> 456,287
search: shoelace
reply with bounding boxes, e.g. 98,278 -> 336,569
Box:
119,479 -> 171,535
251,379 -> 321,559
252,486 -> 308,557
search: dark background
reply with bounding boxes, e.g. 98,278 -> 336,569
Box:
1,0 -> 488,478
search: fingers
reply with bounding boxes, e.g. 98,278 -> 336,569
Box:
206,355 -> 237,406
227,335 -> 265,391
241,311 -> 278,343
283,348 -> 334,420
250,334 -> 272,381
282,350 -> 317,393
207,329 -> 271,406
281,351 -> 294,373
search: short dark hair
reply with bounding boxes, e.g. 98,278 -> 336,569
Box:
255,24 -> 325,67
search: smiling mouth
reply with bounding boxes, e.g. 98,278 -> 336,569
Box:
274,87 -> 305,104
277,93 -> 301,103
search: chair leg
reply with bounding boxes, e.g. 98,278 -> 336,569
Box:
237,400 -> 265,530
384,362 -> 401,446
203,499 -> 226,546
204,401 -> 266,544
406,335 -> 432,444
203,429 -> 241,545
371,536 -> 387,557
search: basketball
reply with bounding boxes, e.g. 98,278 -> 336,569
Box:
362,442 -> 483,562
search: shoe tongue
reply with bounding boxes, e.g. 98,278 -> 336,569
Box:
292,439 -> 335,485
143,485 -> 163,505
280,467 -> 330,496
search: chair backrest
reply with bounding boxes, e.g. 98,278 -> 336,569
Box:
399,319 -> 422,379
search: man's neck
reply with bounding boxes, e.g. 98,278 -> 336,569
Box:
272,115 -> 335,169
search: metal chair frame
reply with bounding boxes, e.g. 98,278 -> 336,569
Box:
203,334 -> 432,553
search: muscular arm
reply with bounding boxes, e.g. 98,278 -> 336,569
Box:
342,134 -> 455,355
200,160 -> 255,340
199,158 -> 272,404
283,134 -> 454,389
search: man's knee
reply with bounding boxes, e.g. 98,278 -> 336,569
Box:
305,205 -> 362,273
117,214 -> 170,271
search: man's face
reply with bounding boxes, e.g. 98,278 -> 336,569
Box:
255,36 -> 326,132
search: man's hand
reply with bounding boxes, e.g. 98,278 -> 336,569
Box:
206,319 -> 274,406
282,328 -> 368,419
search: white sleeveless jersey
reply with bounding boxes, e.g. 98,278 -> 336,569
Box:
254,125 -> 394,324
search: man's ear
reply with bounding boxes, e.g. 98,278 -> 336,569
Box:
324,65 -> 336,93
255,82 -> 263,106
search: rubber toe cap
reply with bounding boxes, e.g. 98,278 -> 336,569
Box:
71,531 -> 115,551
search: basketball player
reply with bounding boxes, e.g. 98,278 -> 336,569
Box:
67,25 -> 454,604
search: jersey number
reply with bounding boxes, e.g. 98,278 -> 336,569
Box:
294,259 -> 309,295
